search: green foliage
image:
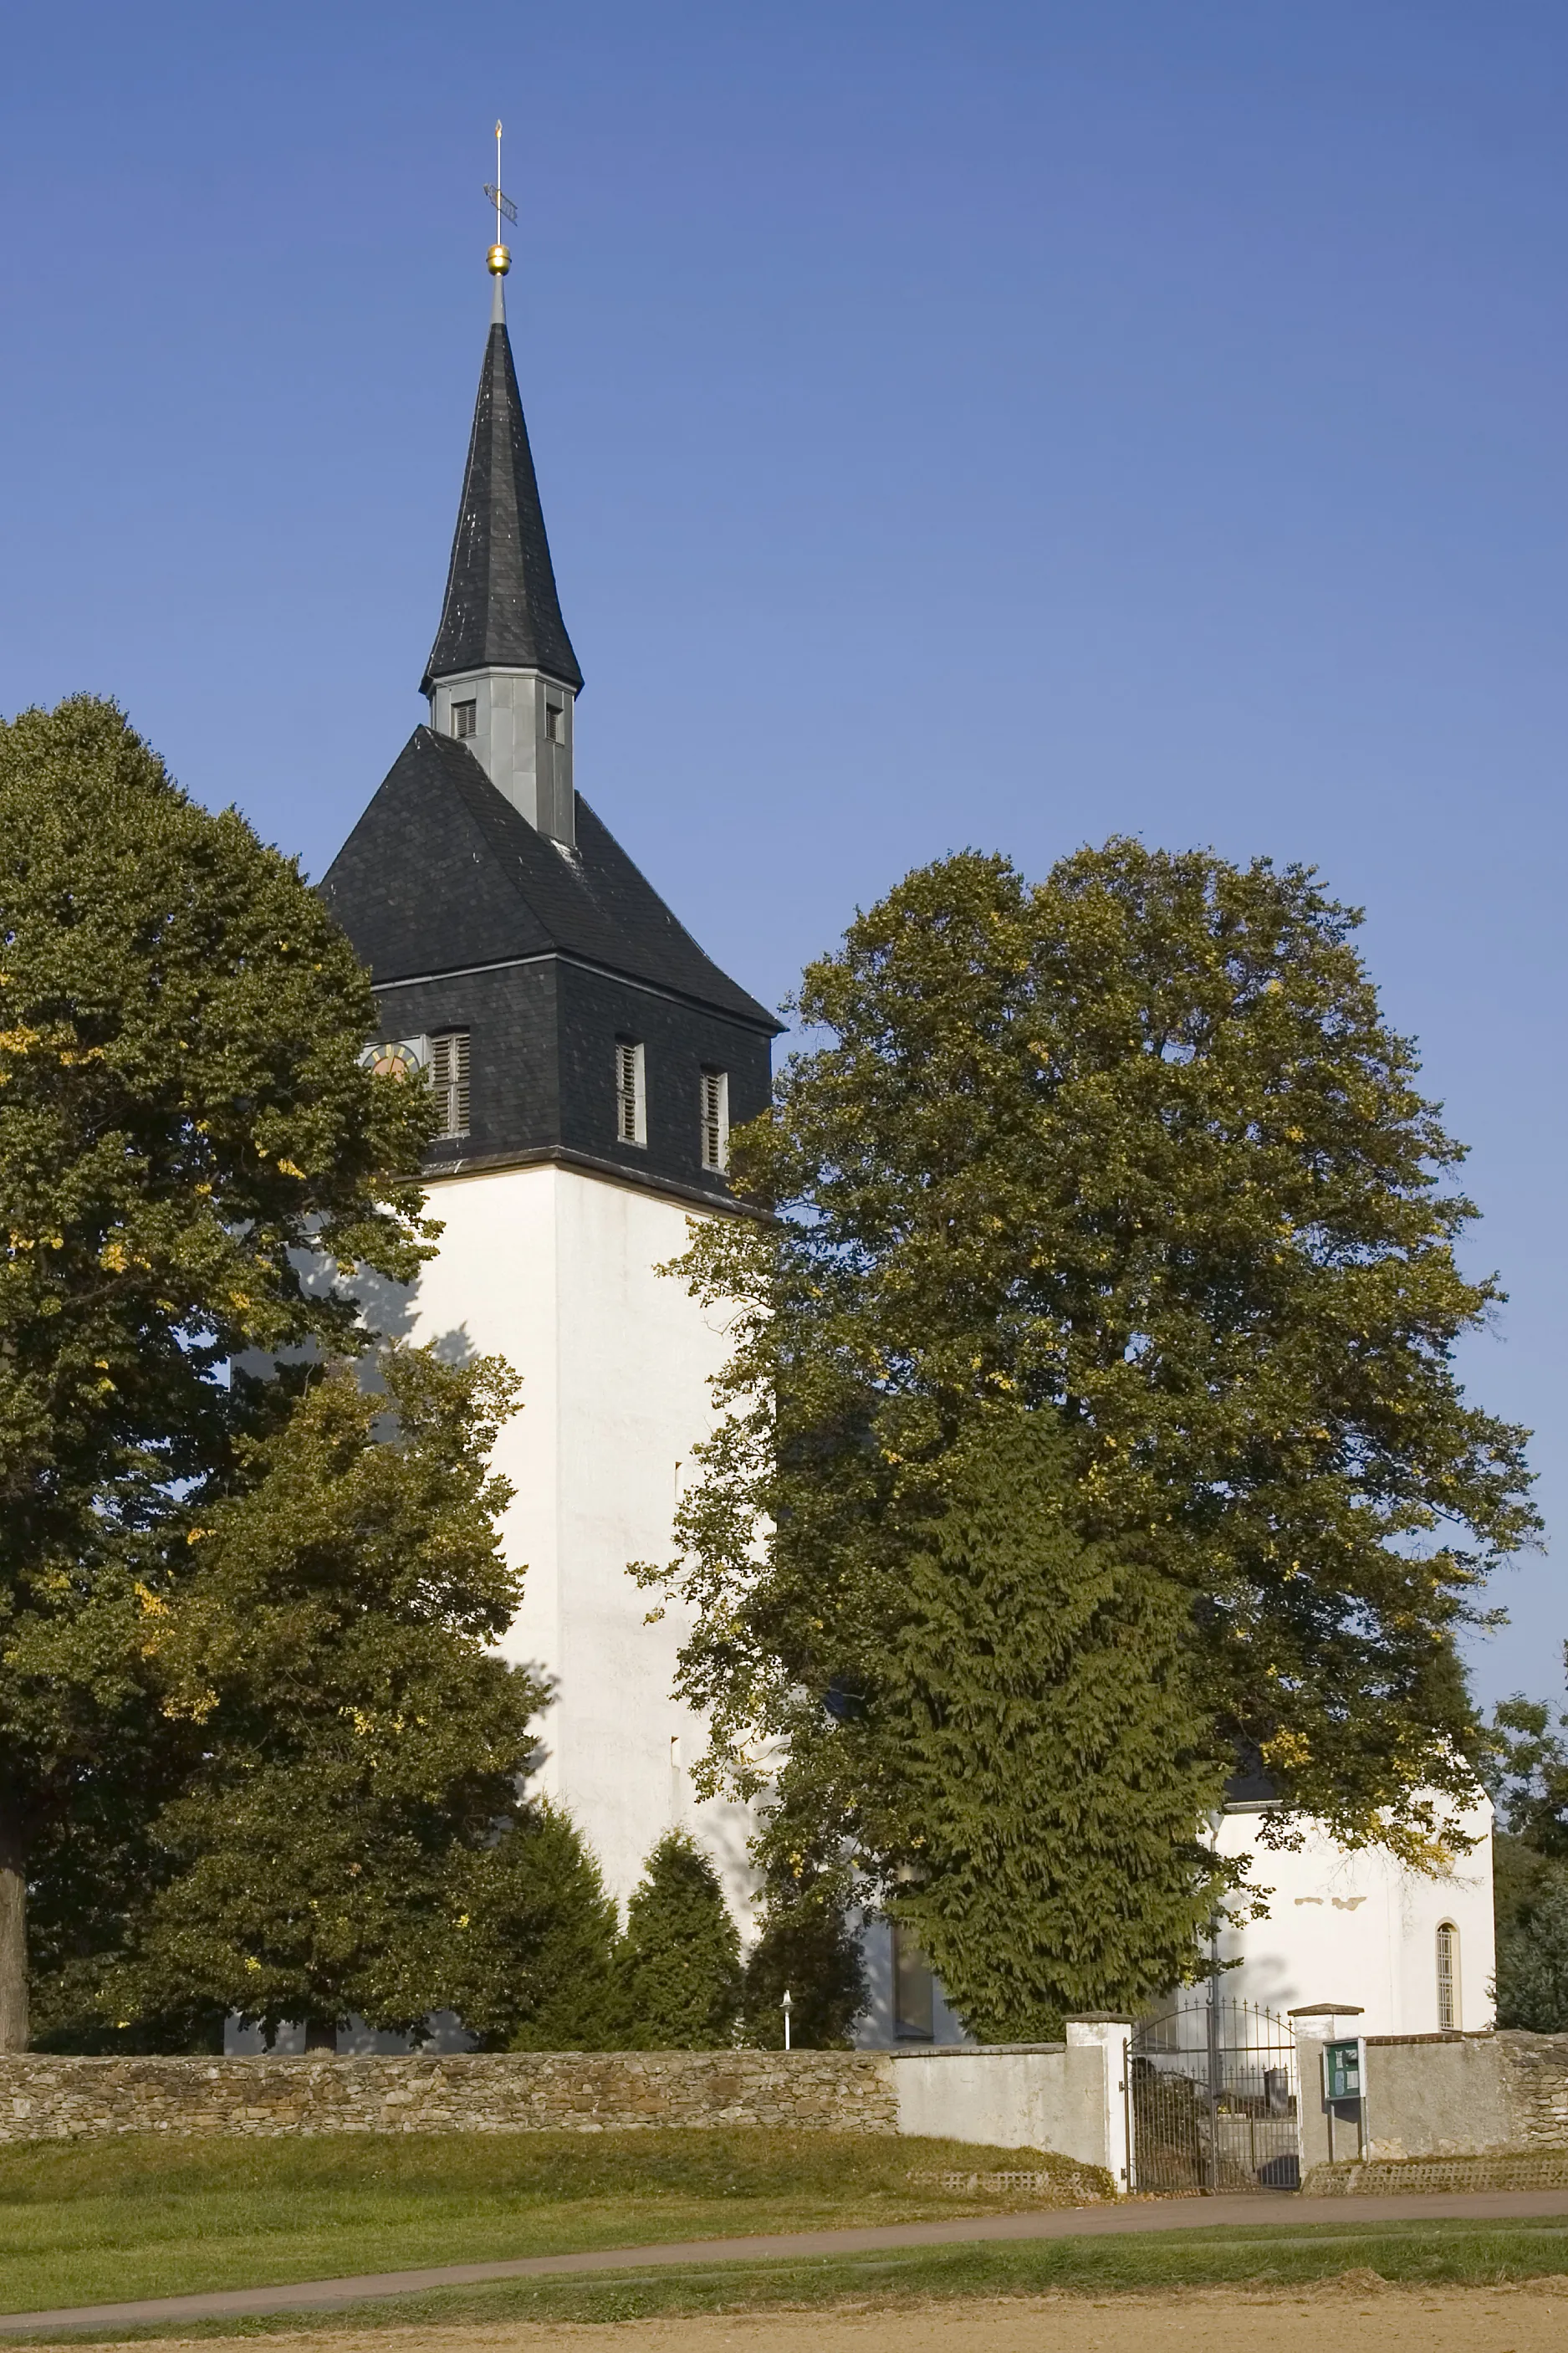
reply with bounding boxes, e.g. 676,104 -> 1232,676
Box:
0,694 -> 432,1557
854,1413 -> 1228,2036
617,1831 -> 743,2049
0,696 -> 435,2036
41,1348 -> 542,2041
640,842 -> 1533,2023
1489,1658 -> 1568,2030
1489,1668 -> 1568,1856
492,1809 -> 624,2052
1494,1859 -> 1568,2032
740,1855 -> 866,2049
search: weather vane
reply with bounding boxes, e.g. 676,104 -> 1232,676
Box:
484,120 -> 516,276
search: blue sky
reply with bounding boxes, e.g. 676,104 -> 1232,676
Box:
2,3 -> 1563,1706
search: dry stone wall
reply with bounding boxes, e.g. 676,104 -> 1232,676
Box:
1496,2032 -> 1568,2147
0,2051 -> 901,2142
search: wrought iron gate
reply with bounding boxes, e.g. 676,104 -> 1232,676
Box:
1129,1996 -> 1300,2194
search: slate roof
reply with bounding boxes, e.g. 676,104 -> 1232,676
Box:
421,319 -> 584,695
319,726 -> 779,1032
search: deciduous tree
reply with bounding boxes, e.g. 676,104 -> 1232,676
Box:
642,842 -> 1534,2030
1489,1663 -> 1568,2031
56,1349 -> 543,2044
0,695 -> 432,2044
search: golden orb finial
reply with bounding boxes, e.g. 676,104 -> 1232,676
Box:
483,123 -> 516,280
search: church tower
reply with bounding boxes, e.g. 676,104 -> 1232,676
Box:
319,252 -> 777,1911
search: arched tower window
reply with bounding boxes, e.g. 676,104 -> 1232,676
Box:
1436,1921 -> 1460,2029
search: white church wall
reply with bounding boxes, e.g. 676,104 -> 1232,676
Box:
854,1916 -> 971,2049
365,1163 -> 1497,2047
849,1799 -> 1496,2054
1213,1796 -> 1495,2037
386,1158 -> 758,1921
546,1169 -> 758,1914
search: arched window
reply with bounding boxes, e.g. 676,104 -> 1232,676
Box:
1436,1921 -> 1460,2029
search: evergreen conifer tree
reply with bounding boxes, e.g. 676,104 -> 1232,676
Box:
481,1808 -> 624,2052
617,1832 -> 742,2049
1495,1877 -> 1568,2032
846,1411 -> 1225,2035
741,1859 -> 866,2049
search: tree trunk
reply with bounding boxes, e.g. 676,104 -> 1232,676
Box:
304,2018 -> 338,2052
0,1798 -> 28,2053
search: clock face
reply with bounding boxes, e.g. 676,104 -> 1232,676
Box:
365,1041 -> 423,1082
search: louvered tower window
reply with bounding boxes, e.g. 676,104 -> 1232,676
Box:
700,1068 -> 729,1171
616,1040 -> 646,1147
430,1031 -> 471,1138
1436,1921 -> 1460,2029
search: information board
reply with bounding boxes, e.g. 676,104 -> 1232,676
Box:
1324,2038 -> 1362,2101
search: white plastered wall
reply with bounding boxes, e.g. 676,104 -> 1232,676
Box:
853,1917 -> 970,2049
366,1169 -> 1497,2041
1212,1796 -> 1495,2037
381,1159 -> 758,1920
852,1801 -> 1496,2053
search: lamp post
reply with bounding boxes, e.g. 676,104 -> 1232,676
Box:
782,1988 -> 793,2052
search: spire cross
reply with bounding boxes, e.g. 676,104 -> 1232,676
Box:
484,120 -> 517,278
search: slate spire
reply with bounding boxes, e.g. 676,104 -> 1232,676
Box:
421,287 -> 584,698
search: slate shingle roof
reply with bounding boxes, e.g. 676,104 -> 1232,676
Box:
318,727 -> 779,1032
421,320 -> 584,696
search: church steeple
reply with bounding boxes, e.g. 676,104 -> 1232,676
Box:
422,249 -> 584,844
320,186 -> 780,1208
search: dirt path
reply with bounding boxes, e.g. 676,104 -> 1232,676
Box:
54,2283 -> 1568,2353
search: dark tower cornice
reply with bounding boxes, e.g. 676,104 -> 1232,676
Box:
421,295 -> 584,697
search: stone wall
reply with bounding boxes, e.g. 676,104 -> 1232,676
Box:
1496,2031 -> 1568,2148
1295,2028 -> 1568,2166
0,2050 -> 900,2142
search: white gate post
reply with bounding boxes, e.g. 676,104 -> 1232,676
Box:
1065,2018 -> 1132,2193
1288,2001 -> 1365,2182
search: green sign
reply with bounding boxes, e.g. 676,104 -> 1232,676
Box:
1324,2038 -> 1362,2100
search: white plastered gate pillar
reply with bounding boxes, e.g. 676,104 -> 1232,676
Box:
1067,2018 -> 1133,2191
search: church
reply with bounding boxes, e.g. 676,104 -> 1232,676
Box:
308,245 -> 1495,2054
317,246 -> 775,1930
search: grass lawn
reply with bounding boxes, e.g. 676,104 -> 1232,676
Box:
5,2215 -> 1568,2339
0,2130 -> 1098,2316
3,2212 -> 1568,2343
